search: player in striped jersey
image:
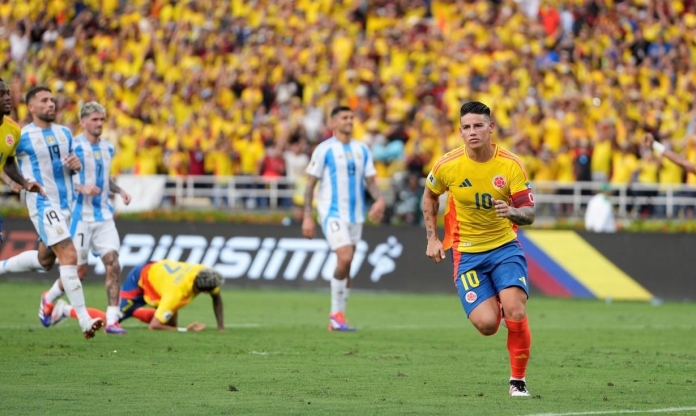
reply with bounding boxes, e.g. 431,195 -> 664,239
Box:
71,102 -> 131,334
0,78 -> 46,237
423,102 -> 535,397
0,86 -> 103,339
302,106 -> 386,331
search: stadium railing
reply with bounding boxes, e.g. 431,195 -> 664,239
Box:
3,176 -> 696,218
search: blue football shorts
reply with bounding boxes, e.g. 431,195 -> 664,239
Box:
451,241 -> 530,317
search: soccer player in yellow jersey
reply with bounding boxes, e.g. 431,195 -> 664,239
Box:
55,260 -> 225,332
423,102 -> 535,397
0,78 -> 46,242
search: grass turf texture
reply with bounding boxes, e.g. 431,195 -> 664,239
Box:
0,282 -> 695,416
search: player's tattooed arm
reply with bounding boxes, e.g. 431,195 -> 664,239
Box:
422,187 -> 441,240
507,205 -> 535,226
303,175 -> 319,217
109,177 -> 122,194
423,187 -> 447,262
110,177 -> 131,204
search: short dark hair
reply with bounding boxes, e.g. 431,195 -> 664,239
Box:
330,106 -> 352,118
25,86 -> 52,105
460,101 -> 491,119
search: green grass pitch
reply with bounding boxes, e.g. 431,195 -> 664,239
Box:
1,282 -> 695,416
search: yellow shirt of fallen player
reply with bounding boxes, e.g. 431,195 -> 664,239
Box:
120,260 -> 223,326
426,144 -> 534,253
0,116 -> 21,171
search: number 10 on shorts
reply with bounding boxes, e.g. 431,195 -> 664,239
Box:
459,270 -> 480,291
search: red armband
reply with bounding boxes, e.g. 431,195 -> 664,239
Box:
511,189 -> 534,207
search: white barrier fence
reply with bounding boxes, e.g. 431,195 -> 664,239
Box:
4,175 -> 696,219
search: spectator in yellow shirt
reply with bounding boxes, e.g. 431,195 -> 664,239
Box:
632,149 -> 661,217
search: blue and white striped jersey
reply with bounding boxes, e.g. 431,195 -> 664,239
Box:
306,137 -> 377,227
17,123 -> 75,217
72,134 -> 115,222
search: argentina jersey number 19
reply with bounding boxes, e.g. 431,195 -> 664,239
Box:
16,122 -> 75,217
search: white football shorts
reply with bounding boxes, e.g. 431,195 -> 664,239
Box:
30,208 -> 72,247
70,219 -> 121,265
322,219 -> 362,251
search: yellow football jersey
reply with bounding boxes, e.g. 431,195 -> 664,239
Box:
426,144 -> 533,253
139,260 -> 220,323
0,116 -> 21,171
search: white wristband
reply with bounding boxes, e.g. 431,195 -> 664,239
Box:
177,327 -> 188,333
652,141 -> 666,155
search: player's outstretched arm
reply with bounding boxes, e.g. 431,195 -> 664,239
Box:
422,187 -> 446,263
302,175 -> 319,239
365,176 -> 386,223
664,151 -> 696,174
2,157 -> 45,196
211,292 -> 224,332
148,310 -> 205,332
645,133 -> 696,174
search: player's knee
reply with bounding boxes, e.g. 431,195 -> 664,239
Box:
504,307 -> 526,322
60,251 -> 78,266
501,300 -> 526,321
336,253 -> 352,269
102,251 -> 120,270
499,287 -> 528,321
470,307 -> 502,336
474,321 -> 500,336
334,263 -> 351,279
38,256 -> 56,271
53,241 -> 78,265
110,258 -> 121,276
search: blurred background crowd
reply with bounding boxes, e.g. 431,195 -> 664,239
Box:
2,0 -> 696,222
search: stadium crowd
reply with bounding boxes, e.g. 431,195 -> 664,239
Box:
2,0 -> 696,220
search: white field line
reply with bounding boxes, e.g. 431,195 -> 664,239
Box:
522,406 -> 696,416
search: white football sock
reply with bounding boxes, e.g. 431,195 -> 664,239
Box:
45,280 -> 64,303
0,250 -> 41,275
59,265 -> 91,325
330,278 -> 348,315
106,306 -> 120,326
343,281 -> 351,314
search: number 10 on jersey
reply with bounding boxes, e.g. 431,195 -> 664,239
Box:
475,192 -> 493,209
459,270 -> 480,291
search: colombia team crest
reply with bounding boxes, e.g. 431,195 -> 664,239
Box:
492,175 -> 506,189
5,134 -> 14,146
465,291 -> 477,303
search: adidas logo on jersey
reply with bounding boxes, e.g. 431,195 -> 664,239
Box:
459,179 -> 473,188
